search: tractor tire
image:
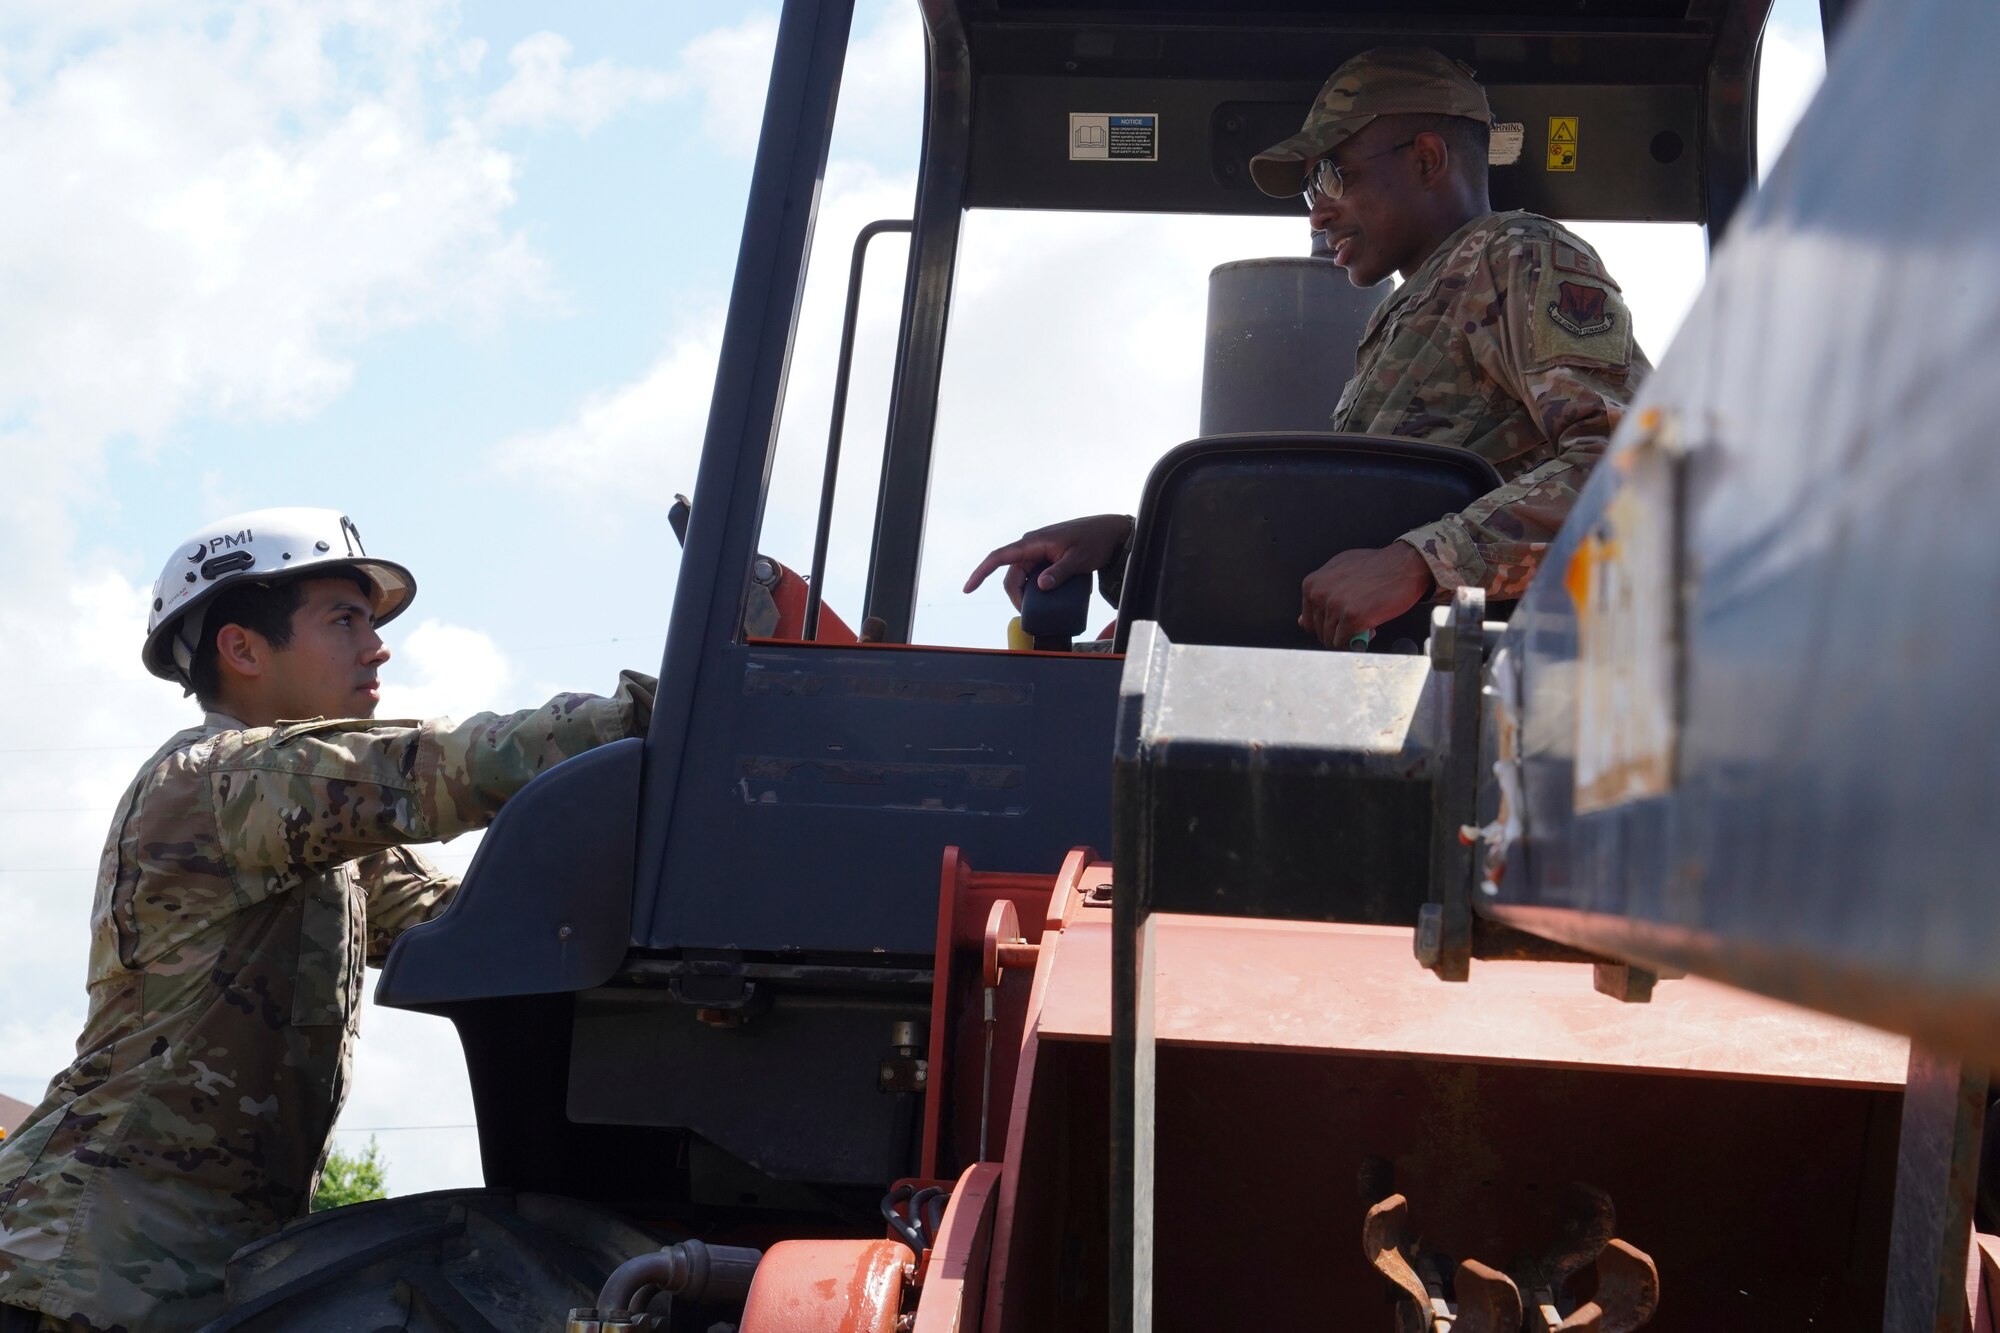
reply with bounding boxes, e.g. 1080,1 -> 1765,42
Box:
199,1189 -> 667,1332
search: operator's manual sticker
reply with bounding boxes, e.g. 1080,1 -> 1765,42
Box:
1070,113 -> 1158,161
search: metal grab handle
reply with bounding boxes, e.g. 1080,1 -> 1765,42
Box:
805,219 -> 912,641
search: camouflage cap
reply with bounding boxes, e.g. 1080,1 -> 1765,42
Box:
1250,47 -> 1492,198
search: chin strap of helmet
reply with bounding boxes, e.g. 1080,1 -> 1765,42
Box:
169,604 -> 211,698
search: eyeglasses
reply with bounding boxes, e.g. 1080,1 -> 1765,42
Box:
1302,139 -> 1418,206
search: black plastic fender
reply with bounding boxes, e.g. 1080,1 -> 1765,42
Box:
376,738 -> 642,1008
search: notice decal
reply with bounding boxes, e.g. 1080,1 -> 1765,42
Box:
1547,116 -> 1578,172
1070,113 -> 1158,162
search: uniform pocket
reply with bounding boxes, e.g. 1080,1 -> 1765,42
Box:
290,870 -> 358,1027
0,1098 -> 67,1210
1377,335 -> 1460,439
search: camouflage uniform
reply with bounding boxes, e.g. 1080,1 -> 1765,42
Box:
1334,210 -> 1648,597
0,673 -> 654,1331
1250,48 -> 1649,599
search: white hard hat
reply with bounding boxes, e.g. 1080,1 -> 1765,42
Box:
143,507 -> 416,688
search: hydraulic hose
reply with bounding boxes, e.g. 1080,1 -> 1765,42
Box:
594,1239 -> 763,1315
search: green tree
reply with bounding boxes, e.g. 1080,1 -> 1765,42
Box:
312,1136 -> 388,1211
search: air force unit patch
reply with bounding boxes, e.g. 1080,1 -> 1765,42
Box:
1549,280 -> 1615,337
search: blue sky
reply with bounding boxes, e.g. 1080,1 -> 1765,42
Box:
0,0 -> 1824,1195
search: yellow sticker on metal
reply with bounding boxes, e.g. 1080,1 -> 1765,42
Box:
1547,116 -> 1578,172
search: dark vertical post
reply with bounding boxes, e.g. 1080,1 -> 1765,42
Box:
860,0 -> 973,643
1701,0 -> 1766,246
1883,1045 -> 1986,1333
634,0 -> 857,938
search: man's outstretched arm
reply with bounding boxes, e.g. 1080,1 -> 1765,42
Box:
963,513 -> 1134,610
210,670 -> 656,879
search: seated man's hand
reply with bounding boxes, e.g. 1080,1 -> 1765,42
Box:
1299,541 -> 1436,649
963,514 -> 1134,611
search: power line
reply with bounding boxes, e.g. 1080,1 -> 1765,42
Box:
0,745 -> 154,755
0,808 -> 112,815
507,635 -> 649,658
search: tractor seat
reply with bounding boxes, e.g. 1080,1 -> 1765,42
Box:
1112,433 -> 1508,653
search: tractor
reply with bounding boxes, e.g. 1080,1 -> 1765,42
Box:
198,0 -> 2000,1327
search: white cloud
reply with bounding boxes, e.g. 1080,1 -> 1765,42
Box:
479,11 -> 780,154
0,562 -> 195,1106
492,320 -> 722,503
0,3 -> 553,475
483,31 -> 671,135
812,0 -> 922,163
0,3 -> 577,1099
674,13 -> 779,155
376,617 -> 515,722
0,0 -> 676,1175
484,1 -> 918,518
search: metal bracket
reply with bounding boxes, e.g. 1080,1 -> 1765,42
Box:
668,952 -> 771,1026
1422,586 -> 1486,982
1884,1045 -> 1988,1332
878,1018 -> 929,1094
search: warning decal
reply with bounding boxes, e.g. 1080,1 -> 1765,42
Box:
1489,122 -> 1525,166
1070,113 -> 1158,162
1547,116 -> 1578,172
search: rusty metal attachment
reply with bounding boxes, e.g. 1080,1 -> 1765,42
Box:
1454,1261 -> 1525,1331
1591,962 -> 1659,1004
1361,1181 -> 1659,1332
1362,1192 -> 1524,1333
1513,1182 -> 1615,1304
977,900 -> 1038,1161
1539,1240 -> 1660,1332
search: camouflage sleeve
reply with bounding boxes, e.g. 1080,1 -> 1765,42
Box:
209,670 -> 655,881
1399,232 -> 1649,598
355,845 -> 458,964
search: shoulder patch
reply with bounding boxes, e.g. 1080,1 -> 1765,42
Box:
1529,262 -> 1634,371
1550,281 -> 1615,337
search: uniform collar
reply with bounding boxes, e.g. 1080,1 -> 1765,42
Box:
202,710 -> 250,734
1360,209 -> 1514,346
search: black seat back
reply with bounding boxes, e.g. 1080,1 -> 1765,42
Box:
1114,433 -> 1506,651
